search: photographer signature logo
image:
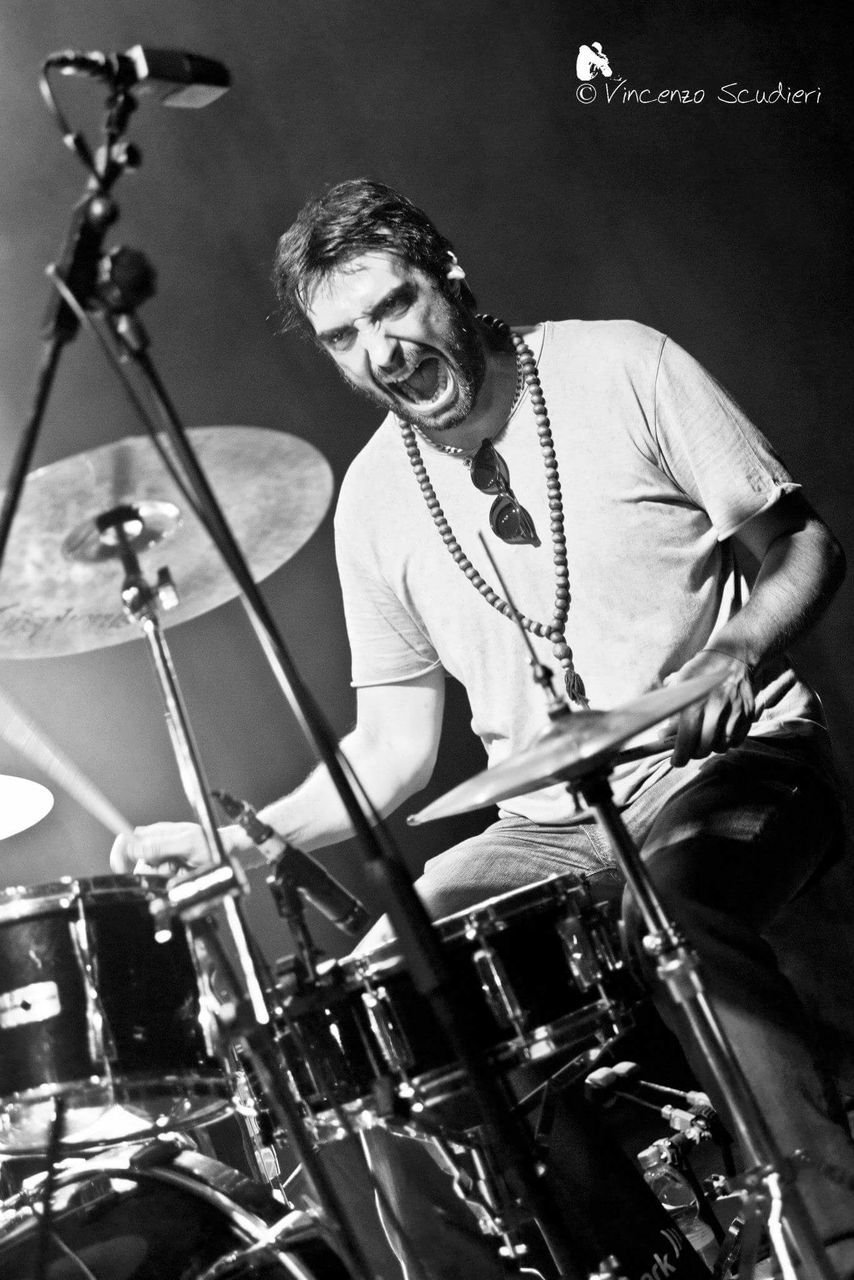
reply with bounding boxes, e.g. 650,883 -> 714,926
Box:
574,39 -> 821,106
575,42 -> 612,81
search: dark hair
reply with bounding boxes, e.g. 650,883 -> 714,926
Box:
272,178 -> 476,332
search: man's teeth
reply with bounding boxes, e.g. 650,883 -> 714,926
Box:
387,359 -> 450,406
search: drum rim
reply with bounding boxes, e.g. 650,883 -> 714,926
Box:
334,871 -> 591,976
0,1072 -> 232,1154
0,874 -> 169,921
0,1148 -> 321,1271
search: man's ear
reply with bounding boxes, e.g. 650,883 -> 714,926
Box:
446,251 -> 467,283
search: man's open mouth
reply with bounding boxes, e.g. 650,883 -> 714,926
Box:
384,356 -> 455,411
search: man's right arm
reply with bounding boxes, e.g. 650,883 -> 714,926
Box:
110,668 -> 446,871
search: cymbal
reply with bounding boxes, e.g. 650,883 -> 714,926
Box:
0,775 -> 53,839
0,427 -> 333,658
408,670 -> 722,826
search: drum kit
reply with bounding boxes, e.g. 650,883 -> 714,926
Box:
0,424 -> 724,1280
0,50 -> 837,1280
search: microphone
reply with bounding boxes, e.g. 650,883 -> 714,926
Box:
46,46 -> 230,108
213,790 -> 370,936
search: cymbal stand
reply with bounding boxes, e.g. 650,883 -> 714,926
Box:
95,510 -> 375,1280
572,767 -> 835,1280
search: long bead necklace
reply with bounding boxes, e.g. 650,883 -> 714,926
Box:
398,316 -> 588,706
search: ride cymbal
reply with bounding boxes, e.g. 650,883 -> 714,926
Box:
0,427 -> 333,657
408,671 -> 722,825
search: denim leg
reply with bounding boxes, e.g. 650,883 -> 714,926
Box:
620,740 -> 854,1251
357,814 -> 603,952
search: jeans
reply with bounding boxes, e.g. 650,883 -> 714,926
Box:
356,735 -> 854,1277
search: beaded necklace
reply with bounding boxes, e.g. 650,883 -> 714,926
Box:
398,316 -> 588,706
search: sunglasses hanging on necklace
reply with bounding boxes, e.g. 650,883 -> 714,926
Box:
397,316 -> 589,707
469,437 -> 540,547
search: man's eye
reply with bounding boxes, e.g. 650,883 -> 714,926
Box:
326,331 -> 354,352
381,291 -> 412,318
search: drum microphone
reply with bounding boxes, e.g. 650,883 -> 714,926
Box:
45,46 -> 231,108
212,790 -> 370,936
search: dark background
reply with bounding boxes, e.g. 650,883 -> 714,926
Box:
0,1 -> 850,977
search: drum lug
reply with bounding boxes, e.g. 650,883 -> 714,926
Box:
361,984 -> 413,1076
70,900 -> 112,1064
371,1073 -> 415,1123
556,910 -> 601,991
188,929 -> 231,1060
272,954 -> 312,1001
472,941 -> 527,1038
591,909 -> 624,974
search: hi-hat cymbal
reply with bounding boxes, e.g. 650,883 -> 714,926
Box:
0,427 -> 333,658
408,671 -> 722,826
0,776 -> 53,839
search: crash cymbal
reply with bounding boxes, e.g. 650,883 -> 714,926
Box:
0,776 -> 53,839
408,670 -> 722,825
0,427 -> 333,658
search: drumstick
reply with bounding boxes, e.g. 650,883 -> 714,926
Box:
0,683 -> 133,837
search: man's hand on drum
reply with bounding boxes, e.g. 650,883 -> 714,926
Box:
665,647 -> 755,767
110,821 -> 249,877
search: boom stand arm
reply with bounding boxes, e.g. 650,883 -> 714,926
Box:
574,768 -> 836,1280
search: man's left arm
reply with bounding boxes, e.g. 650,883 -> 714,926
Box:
669,491 -> 846,765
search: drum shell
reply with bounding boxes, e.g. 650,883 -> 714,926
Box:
269,875 -> 635,1134
0,877 -> 229,1152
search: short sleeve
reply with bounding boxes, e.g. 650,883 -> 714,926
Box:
334,483 -> 441,688
653,337 -> 800,539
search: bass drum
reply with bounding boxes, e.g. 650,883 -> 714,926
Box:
0,1145 -> 351,1279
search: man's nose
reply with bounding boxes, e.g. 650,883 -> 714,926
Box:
363,325 -> 401,373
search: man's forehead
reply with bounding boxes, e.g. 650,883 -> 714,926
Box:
304,251 -> 420,329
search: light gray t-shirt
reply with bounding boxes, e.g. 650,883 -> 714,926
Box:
334,319 -> 824,823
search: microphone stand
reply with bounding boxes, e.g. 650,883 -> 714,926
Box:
9,68 -> 589,1277
3,75 -> 379,1280
0,81 -> 134,569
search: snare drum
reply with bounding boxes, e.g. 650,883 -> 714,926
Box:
271,874 -> 635,1137
0,876 -> 230,1153
0,1144 -> 350,1279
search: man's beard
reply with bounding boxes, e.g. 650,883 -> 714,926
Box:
340,299 -> 486,432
